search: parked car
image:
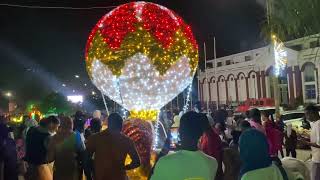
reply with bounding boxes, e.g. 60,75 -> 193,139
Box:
280,111 -> 305,130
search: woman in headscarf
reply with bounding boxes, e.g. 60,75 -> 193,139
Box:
47,116 -> 86,180
239,129 -> 286,180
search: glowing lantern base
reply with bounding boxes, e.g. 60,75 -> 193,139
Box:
123,118 -> 154,179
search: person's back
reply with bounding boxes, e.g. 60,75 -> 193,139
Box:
25,116 -> 60,180
241,164 -> 284,180
223,148 -> 241,180
151,150 -> 217,180
51,133 -> 80,180
0,124 -> 18,180
264,121 -> 283,156
86,113 -> 140,180
86,130 -> 136,180
48,116 -> 84,180
25,127 -> 50,165
239,129 -> 289,180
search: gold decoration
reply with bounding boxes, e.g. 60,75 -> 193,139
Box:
129,109 -> 159,121
86,25 -> 198,77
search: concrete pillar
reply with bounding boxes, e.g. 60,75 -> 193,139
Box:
256,71 -> 261,98
261,71 -> 266,98
288,67 -> 295,105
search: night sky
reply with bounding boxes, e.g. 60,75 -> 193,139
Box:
0,0 -> 266,103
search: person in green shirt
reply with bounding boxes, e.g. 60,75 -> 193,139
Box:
239,129 -> 286,180
150,111 -> 218,180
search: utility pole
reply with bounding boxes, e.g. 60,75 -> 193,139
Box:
214,37 -> 218,110
204,42 -> 209,112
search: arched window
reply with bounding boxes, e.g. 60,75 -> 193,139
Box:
304,64 -> 315,82
303,63 -> 317,100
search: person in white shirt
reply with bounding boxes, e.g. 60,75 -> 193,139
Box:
302,105 -> 320,180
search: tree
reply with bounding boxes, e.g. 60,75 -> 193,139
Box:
39,92 -> 73,115
262,0 -> 320,40
262,0 -> 320,106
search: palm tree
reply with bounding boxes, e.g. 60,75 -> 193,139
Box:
262,0 -> 320,41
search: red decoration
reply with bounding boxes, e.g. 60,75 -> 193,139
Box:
99,3 -> 137,49
85,1 -> 198,59
141,3 -> 178,48
122,118 -> 153,167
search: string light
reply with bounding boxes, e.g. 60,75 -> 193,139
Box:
86,2 -> 199,178
272,34 -> 288,76
183,84 -> 193,113
91,54 -> 193,113
86,2 -> 198,118
152,113 -> 160,150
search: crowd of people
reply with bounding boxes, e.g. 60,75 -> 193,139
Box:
0,104 -> 319,180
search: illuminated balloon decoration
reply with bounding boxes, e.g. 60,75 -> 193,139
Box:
85,1 -> 199,120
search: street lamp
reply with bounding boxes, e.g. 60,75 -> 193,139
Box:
62,84 -> 66,87
5,92 -> 12,98
75,75 -> 80,78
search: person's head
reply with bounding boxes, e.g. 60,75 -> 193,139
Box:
305,104 -> 320,122
108,113 -> 123,132
245,111 -> 250,118
74,118 -> 86,133
239,129 -> 271,177
75,111 -> 85,120
239,120 -> 251,132
282,157 -> 310,180
249,108 -> 261,123
260,111 -> 269,122
194,102 -> 201,113
0,115 -> 8,124
93,110 -> 101,119
40,116 -> 60,133
179,112 -> 205,150
34,114 -> 40,123
214,122 -> 223,134
0,123 -> 9,140
231,130 -> 242,145
214,110 -> 227,130
59,116 -> 73,132
199,113 -> 211,132
22,115 -> 30,122
16,123 -> 26,139
90,118 -> 102,133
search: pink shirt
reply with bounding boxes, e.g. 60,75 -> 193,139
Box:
249,120 -> 266,135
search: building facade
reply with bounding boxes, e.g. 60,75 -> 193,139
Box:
198,35 -> 320,106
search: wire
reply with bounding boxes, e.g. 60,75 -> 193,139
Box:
0,3 -> 117,10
